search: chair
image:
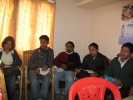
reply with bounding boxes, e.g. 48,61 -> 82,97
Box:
0,93 -> 1,100
23,50 -> 54,100
69,77 -> 122,100
15,65 -> 24,100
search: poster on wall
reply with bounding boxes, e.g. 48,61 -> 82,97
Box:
118,3 -> 133,45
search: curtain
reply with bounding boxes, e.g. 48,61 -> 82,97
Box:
0,0 -> 55,58
0,0 -> 16,40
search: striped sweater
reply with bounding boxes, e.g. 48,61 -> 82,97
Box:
28,47 -> 54,70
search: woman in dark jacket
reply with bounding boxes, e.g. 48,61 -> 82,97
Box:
0,36 -> 22,100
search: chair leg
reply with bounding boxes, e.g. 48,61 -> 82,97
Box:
19,75 -> 23,100
24,67 -> 28,100
25,81 -> 27,100
52,80 -> 54,100
25,71 -> 28,100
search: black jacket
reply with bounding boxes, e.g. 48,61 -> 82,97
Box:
81,53 -> 109,76
105,57 -> 133,87
0,48 -> 22,67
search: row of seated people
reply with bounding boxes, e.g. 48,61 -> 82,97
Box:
0,35 -> 133,100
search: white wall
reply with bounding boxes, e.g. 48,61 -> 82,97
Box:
54,0 -> 133,61
53,0 -> 90,60
88,0 -> 133,59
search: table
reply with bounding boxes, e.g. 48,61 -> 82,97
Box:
0,69 -> 8,100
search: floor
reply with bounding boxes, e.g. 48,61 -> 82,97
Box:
122,96 -> 133,100
14,90 -> 52,100
14,82 -> 66,100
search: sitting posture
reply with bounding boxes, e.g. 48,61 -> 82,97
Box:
76,43 -> 109,79
104,42 -> 133,99
0,36 -> 22,100
53,41 -> 81,100
28,35 -> 54,100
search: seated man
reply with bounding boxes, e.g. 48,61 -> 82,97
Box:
76,43 -> 109,78
104,42 -> 133,99
28,35 -> 54,100
53,41 -> 81,100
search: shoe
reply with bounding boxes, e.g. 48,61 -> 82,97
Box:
55,93 -> 61,100
60,93 -> 68,100
105,94 -> 113,100
105,96 -> 113,100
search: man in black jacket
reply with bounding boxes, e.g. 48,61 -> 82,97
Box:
105,42 -> 133,99
76,43 -> 109,78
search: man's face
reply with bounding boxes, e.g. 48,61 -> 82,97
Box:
65,43 -> 74,53
40,39 -> 49,49
120,46 -> 131,60
89,46 -> 98,58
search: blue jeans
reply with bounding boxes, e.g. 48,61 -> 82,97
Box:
28,70 -> 50,100
5,75 -> 16,100
54,71 -> 75,94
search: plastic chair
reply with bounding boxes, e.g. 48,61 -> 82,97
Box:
23,50 -> 54,100
0,93 -> 2,100
69,77 -> 122,100
0,88 -> 2,100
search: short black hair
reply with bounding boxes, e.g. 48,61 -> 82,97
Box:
2,36 -> 15,50
88,43 -> 98,49
122,42 -> 133,54
65,41 -> 75,48
39,35 -> 49,42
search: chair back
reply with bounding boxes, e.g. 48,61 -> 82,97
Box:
23,50 -> 33,66
69,77 -> 121,100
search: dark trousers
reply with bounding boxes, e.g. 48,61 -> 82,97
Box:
76,70 -> 90,79
119,87 -> 130,98
105,87 -> 130,99
5,75 -> 16,100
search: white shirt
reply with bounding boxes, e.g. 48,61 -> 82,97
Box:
1,51 -> 13,68
118,57 -> 130,68
66,51 -> 73,54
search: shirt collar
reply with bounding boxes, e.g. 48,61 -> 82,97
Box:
0,48 -> 14,54
66,51 -> 73,54
118,56 -> 130,68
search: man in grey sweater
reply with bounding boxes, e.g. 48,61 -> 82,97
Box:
28,35 -> 54,100
105,42 -> 133,99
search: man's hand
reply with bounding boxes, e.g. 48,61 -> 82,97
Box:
113,79 -> 122,86
90,73 -> 98,77
61,64 -> 67,70
75,68 -> 78,74
42,65 -> 48,71
75,68 -> 80,74
35,68 -> 40,74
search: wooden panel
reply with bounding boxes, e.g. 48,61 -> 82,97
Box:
0,69 -> 8,100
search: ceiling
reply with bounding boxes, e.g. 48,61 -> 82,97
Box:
75,0 -> 126,9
